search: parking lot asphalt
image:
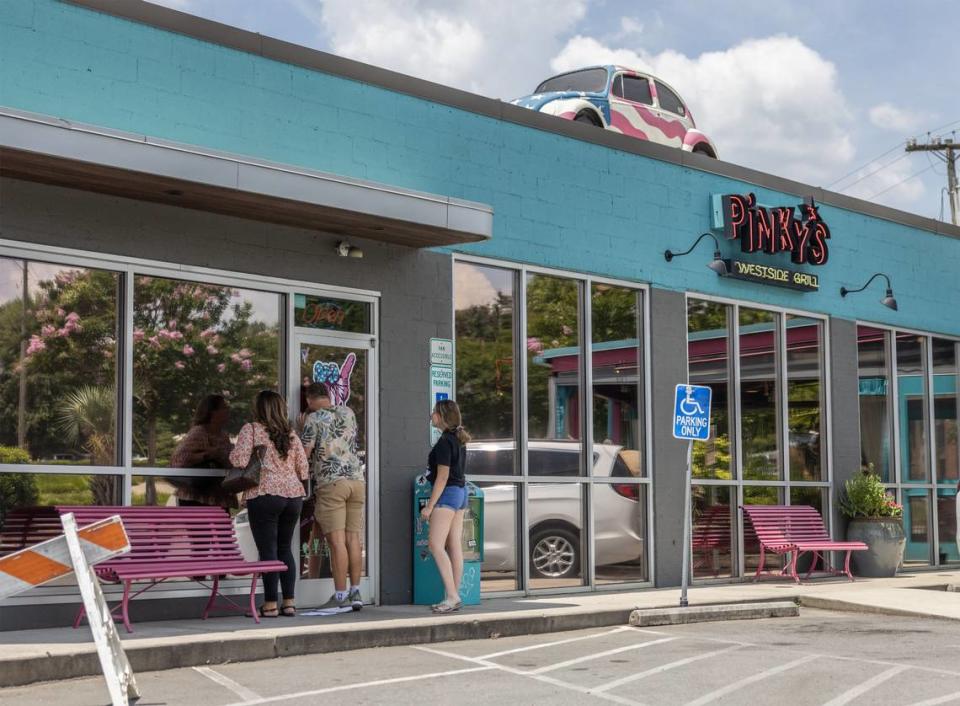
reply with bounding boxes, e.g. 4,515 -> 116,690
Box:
4,608 -> 960,705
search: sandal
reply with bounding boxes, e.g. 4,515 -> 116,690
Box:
280,605 -> 296,617
246,605 -> 279,618
431,599 -> 462,614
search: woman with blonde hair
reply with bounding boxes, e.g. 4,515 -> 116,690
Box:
230,390 -> 308,618
420,399 -> 471,613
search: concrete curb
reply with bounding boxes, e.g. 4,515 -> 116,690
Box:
0,599 -> 801,688
798,595 -> 960,621
629,601 -> 799,627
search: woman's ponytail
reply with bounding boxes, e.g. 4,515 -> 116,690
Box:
434,399 -> 471,445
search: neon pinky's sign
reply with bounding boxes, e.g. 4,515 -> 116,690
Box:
722,193 -> 830,266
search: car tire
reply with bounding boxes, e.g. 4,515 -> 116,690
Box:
692,144 -> 716,159
574,111 -> 601,127
530,525 -> 580,579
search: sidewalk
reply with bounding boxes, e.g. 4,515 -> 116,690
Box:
4,570 -> 960,688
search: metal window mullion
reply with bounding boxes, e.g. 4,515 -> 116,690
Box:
583,279 -> 595,588
121,270 -> 134,505
730,304 -> 745,577
779,312 -> 790,494
890,331 -> 902,486
641,289 -> 654,583
926,336 -> 939,565
518,267 -> 531,594
821,319 -> 833,533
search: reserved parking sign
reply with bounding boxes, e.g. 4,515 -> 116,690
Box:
672,384 -> 712,441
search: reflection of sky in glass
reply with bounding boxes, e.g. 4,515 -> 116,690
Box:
455,263 -> 512,310
0,258 -> 76,303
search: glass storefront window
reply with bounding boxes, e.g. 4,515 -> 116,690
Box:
594,483 -> 648,584
0,258 -> 120,466
786,316 -> 824,482
478,481 -> 520,592
897,334 -> 930,483
687,299 -> 732,480
132,276 -> 282,479
528,481 -> 585,589
743,485 -> 783,573
691,485 -> 734,579
902,488 -> 932,565
0,473 -> 122,541
857,327 -> 893,482
294,294 -> 371,333
937,488 -> 959,565
526,273 -> 582,476
933,338 -> 959,484
454,263 -> 516,474
740,308 -> 780,481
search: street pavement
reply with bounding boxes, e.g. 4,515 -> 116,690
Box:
4,608 -> 960,705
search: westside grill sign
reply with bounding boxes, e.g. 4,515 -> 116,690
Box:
726,259 -> 820,292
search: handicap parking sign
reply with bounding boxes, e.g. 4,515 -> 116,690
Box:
673,384 -> 712,441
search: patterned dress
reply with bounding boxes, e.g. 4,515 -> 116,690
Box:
229,422 -> 309,503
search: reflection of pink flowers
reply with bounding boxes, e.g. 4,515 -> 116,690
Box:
65,312 -> 80,323
169,331 -> 183,340
182,345 -> 195,357
561,325 -> 573,336
206,345 -> 218,355
148,336 -> 161,349
217,363 -> 226,373
230,353 -> 242,363
174,361 -> 185,369
527,337 -> 543,353
200,328 -> 216,339
25,335 -> 45,355
238,348 -> 252,359
167,320 -> 177,330
41,324 -> 55,338
133,329 -> 145,342
56,308 -> 65,317
241,359 -> 253,371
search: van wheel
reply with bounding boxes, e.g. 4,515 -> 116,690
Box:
530,526 -> 580,579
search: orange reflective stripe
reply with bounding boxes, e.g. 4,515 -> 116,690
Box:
0,550 -> 69,586
79,521 -> 128,552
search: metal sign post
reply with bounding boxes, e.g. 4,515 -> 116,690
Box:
672,384 -> 712,609
61,513 -> 141,706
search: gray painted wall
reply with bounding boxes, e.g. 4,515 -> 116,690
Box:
828,317 -> 862,536
0,177 -> 452,610
648,288 -> 690,587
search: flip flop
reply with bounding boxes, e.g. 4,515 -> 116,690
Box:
431,599 -> 462,614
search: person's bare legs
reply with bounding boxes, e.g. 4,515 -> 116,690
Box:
345,530 -> 362,587
325,529 -> 348,592
446,509 -> 466,596
427,507 -> 458,602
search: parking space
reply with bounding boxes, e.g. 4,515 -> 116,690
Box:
5,609 -> 960,705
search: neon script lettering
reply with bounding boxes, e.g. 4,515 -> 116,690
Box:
300,302 -> 347,327
722,193 -> 831,266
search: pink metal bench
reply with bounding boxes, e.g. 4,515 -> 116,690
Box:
1,505 -> 286,633
742,505 -> 868,583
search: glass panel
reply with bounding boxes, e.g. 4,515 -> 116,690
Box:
902,488 -> 932,565
743,485 -> 782,573
691,485 -> 734,580
937,488 -> 959,565
933,338 -> 959,484
526,274 -> 582,476
298,343 -> 368,578
294,294 -> 370,333
0,258 -> 120,465
687,299 -> 732,480
740,308 -> 780,481
131,473 -> 237,509
857,326 -> 893,482
0,473 -> 122,555
591,284 -> 642,477
897,333 -> 930,483
132,276 -> 282,478
595,483 -> 648,584
786,317 -> 824,481
790,486 -> 827,515
478,481 -> 519,592
454,263 -> 515,474
528,482 -> 585,588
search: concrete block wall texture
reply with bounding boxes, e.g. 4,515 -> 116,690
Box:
0,177 -> 451,604
2,0 -> 959,336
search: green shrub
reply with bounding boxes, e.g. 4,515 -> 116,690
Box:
0,446 -> 38,527
0,446 -> 31,464
839,471 -> 902,518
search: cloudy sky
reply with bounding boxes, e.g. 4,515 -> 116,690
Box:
153,0 -> 958,220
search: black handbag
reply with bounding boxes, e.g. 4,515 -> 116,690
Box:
222,445 -> 265,493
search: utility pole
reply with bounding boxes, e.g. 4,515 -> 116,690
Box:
906,135 -> 960,226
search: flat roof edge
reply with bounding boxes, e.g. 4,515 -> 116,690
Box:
60,0 -> 960,240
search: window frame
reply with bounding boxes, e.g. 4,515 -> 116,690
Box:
612,73 -> 654,106
654,80 -> 687,117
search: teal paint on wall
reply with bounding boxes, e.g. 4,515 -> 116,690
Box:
3,0 -> 960,335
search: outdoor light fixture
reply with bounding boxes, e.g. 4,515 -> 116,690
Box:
664,232 -> 729,275
336,241 -> 364,259
840,272 -> 898,311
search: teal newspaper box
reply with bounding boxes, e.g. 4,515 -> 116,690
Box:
413,473 -> 483,605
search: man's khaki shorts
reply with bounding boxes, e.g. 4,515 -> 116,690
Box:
315,479 -> 366,534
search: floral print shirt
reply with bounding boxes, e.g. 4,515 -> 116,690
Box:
230,422 -> 308,503
300,406 -> 364,486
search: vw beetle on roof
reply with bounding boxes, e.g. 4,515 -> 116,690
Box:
511,65 -> 717,158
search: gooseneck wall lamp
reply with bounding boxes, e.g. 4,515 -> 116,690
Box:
840,272 -> 898,311
664,233 -> 729,275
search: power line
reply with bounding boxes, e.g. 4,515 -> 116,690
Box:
836,152 -> 910,192
905,136 -> 960,225
865,163 -> 935,200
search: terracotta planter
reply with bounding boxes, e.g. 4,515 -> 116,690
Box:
846,517 -> 906,577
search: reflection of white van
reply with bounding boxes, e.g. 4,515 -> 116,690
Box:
469,441 -> 644,579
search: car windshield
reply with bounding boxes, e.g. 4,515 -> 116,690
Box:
535,68 -> 608,94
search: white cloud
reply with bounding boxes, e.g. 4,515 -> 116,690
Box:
868,102 -> 933,132
551,34 -> 856,185
297,0 -> 587,98
840,153 -> 926,207
454,264 -> 497,309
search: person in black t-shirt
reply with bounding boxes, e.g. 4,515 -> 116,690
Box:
421,399 -> 471,613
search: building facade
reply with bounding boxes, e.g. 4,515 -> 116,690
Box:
1,0 -> 959,628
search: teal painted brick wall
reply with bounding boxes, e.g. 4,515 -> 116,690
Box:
2,0 -> 959,335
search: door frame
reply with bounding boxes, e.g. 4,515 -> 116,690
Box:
289,322 -> 379,606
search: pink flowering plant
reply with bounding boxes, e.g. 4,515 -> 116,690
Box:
839,469 -> 903,519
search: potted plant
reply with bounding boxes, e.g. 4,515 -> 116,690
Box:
839,469 -> 905,577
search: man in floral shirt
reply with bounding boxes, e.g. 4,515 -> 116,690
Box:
300,383 -> 365,612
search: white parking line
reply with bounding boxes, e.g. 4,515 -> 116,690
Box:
221,665 -> 493,706
193,667 -> 261,702
592,644 -> 744,694
683,654 -> 820,706
529,637 -> 676,675
821,665 -> 910,706
908,691 -> 960,706
479,626 -> 633,659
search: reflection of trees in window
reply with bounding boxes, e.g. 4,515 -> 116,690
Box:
688,299 -> 731,479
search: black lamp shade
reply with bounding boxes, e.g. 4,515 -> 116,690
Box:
881,289 -> 898,311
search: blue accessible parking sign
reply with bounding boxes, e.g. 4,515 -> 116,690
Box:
672,384 -> 712,441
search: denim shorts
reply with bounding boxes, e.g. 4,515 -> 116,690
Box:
435,484 -> 468,511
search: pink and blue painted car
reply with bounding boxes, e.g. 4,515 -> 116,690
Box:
512,66 -> 717,158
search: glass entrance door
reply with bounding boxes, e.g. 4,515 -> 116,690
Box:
292,334 -> 376,605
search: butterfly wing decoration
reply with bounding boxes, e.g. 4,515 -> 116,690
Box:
328,352 -> 356,406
